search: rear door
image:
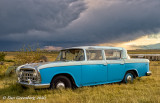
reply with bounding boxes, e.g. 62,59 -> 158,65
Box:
104,49 -> 125,82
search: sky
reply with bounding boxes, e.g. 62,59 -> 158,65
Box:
0,0 -> 160,51
98,34 -> 160,50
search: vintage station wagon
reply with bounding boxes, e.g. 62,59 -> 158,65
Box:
16,46 -> 151,89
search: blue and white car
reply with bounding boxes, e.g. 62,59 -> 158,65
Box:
16,46 -> 151,89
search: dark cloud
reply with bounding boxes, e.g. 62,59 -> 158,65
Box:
1,0 -> 160,50
0,0 -> 85,36
61,0 -> 160,44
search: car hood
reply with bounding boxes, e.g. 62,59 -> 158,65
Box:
17,61 -> 81,71
37,61 -> 81,70
21,62 -> 50,69
16,62 -> 51,73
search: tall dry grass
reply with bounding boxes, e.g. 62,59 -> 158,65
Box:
0,61 -> 159,103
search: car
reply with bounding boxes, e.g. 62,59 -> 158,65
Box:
16,46 -> 151,89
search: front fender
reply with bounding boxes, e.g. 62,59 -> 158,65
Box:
39,66 -> 82,87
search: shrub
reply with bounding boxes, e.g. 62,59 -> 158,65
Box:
14,46 -> 48,66
0,52 -> 6,61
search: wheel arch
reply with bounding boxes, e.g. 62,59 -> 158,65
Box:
125,69 -> 139,77
51,73 -> 77,87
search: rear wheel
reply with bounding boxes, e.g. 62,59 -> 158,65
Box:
50,76 -> 72,89
123,72 -> 135,83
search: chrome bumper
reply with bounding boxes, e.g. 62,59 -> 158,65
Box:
146,71 -> 152,76
19,82 -> 50,89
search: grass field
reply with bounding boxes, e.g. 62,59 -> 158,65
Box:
128,49 -> 160,54
0,51 -> 160,103
4,51 -> 59,62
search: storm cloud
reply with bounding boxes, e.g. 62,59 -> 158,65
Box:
61,0 -> 160,44
0,0 -> 160,50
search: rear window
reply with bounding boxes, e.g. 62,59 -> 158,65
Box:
86,50 -> 103,60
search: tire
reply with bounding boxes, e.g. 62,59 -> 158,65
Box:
50,76 -> 72,89
123,72 -> 135,83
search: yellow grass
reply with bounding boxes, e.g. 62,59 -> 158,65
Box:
128,49 -> 160,54
4,52 -> 58,62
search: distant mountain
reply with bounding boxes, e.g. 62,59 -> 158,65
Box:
139,43 -> 160,49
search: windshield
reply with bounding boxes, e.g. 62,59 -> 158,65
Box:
56,49 -> 85,61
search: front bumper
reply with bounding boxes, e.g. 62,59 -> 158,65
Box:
146,71 -> 152,76
19,82 -> 50,89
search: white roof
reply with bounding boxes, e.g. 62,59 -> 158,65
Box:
63,46 -> 128,59
64,46 -> 123,50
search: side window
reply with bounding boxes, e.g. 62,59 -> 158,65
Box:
105,50 -> 121,60
86,50 -> 103,60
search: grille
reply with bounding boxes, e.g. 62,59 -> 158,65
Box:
20,69 -> 37,83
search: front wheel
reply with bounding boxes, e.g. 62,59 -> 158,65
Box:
50,76 -> 72,89
123,72 -> 134,83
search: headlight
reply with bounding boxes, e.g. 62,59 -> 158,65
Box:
33,72 -> 37,77
17,71 -> 22,78
16,65 -> 25,75
19,71 -> 22,76
18,77 -> 20,82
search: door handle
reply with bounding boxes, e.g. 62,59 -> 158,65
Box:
103,64 -> 107,66
120,63 -> 124,65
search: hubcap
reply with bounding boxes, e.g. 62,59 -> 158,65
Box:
127,75 -> 132,81
56,82 -> 65,89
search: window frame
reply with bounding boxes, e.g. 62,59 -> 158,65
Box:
56,49 -> 85,61
104,49 -> 122,60
85,49 -> 105,61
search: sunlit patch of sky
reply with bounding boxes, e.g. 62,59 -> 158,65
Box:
98,34 -> 160,50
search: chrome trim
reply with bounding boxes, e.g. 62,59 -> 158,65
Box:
19,82 -> 50,89
37,70 -> 42,83
146,71 -> 152,76
19,69 -> 37,83
56,82 -> 65,89
127,75 -> 132,81
17,65 -> 42,83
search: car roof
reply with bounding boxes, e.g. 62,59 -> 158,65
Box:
63,46 -> 123,50
62,46 -> 128,59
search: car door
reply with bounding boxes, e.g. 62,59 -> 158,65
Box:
104,49 -> 125,82
81,50 -> 107,86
